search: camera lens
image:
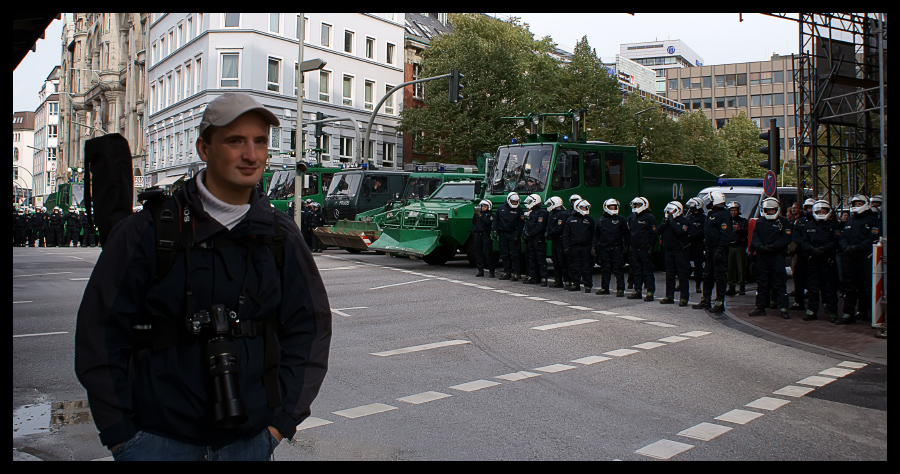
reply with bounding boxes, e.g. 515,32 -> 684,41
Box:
206,336 -> 248,429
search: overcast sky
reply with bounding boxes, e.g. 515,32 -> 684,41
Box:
13,14 -> 802,113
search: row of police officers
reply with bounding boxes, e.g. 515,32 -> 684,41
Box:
471,191 -> 882,325
13,205 -> 98,247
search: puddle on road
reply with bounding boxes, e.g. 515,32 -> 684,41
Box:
13,400 -> 92,438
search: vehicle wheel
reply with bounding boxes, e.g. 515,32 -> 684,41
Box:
346,248 -> 362,254
423,244 -> 453,265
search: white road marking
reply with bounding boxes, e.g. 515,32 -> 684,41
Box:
592,310 -> 619,315
644,321 -> 676,328
333,403 -> 397,419
545,301 -> 571,306
13,331 -> 69,338
616,315 -> 646,321
531,319 -> 599,331
632,342 -> 666,350
714,409 -> 764,425
796,375 -> 837,387
680,331 -> 712,337
296,417 -> 333,431
331,306 -> 368,317
495,371 -> 541,381
745,397 -> 791,411
635,439 -> 694,460
369,278 -> 432,290
370,339 -> 471,357
13,271 -> 73,278
13,301 -> 33,304
837,361 -> 867,369
658,336 -> 690,343
449,380 -> 501,392
397,391 -> 452,405
567,306 -> 594,311
677,422 -> 733,442
571,355 -> 612,365
603,348 -> 640,357
534,363 -> 577,373
819,367 -> 855,378
69,278 -> 90,281
772,385 -> 815,397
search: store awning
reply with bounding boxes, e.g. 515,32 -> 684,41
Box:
155,174 -> 185,187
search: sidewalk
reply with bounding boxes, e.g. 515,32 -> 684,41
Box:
721,285 -> 887,365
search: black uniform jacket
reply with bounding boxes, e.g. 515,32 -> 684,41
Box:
493,203 -> 523,235
704,207 -> 733,252
626,211 -> 657,249
545,209 -> 569,241
593,213 -> 629,248
839,211 -> 881,256
800,219 -> 840,257
472,209 -> 494,234
524,208 -> 549,240
657,215 -> 690,251
563,214 -> 596,249
75,178 -> 332,449
751,216 -> 792,254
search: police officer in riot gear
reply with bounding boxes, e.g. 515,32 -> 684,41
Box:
693,191 -> 732,313
626,197 -> 657,301
494,192 -> 524,281
726,201 -> 749,296
593,198 -> 628,297
789,198 -> 816,311
748,197 -> 792,319
66,205 -> 82,247
522,194 -> 549,286
49,206 -> 65,247
801,200 -> 841,322
544,196 -> 570,288
657,201 -> 691,306
472,199 -> 495,278
838,194 -> 882,324
564,199 -> 596,292
686,197 -> 706,294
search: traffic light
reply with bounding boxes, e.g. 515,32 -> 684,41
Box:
758,118 -> 780,174
314,111 -> 324,138
448,69 -> 464,104
290,130 -> 296,157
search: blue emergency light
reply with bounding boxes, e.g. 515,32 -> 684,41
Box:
717,178 -> 764,187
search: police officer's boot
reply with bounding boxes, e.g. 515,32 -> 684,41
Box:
802,310 -> 817,321
475,271 -> 485,277
789,301 -> 805,311
780,308 -> 791,319
835,313 -> 855,325
725,285 -> 736,297
739,283 -> 746,296
489,270 -> 496,278
679,298 -> 689,307
692,297 -> 711,310
710,298 -> 725,313
748,307 -> 766,317
550,277 -> 564,288
826,312 -> 839,324
627,291 -> 643,299
643,292 -> 654,302
595,288 -> 610,295
584,285 -> 592,293
616,289 -> 625,297
511,273 -> 520,282
541,278 -> 548,287
567,283 -> 581,292
499,272 -> 511,280
659,297 -> 674,304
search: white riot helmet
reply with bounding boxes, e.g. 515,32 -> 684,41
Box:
569,194 -> 582,205
664,201 -> 684,218
761,197 -> 781,220
544,196 -> 564,212
630,197 -> 649,214
849,194 -> 869,214
69,205 -> 76,213
706,190 -> 726,209
603,198 -> 620,216
803,198 -> 816,210
524,193 -> 542,210
574,199 -> 591,216
686,197 -> 704,212
479,199 -> 492,211
727,201 -> 741,214
812,200 -> 832,222
506,192 -> 520,209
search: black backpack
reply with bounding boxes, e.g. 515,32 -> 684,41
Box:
83,133 -> 135,246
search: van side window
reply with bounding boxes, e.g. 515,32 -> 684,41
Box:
551,149 -> 580,191
605,152 -> 624,187
583,151 -> 602,187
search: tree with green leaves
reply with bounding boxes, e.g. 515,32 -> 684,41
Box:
399,13 -> 564,162
720,111 -> 768,179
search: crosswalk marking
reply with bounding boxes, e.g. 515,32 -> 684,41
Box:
370,339 -> 471,357
531,319 -> 599,331
397,391 -> 452,405
333,403 -> 398,419
449,380 -> 501,392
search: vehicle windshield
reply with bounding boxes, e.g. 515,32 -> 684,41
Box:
489,145 -> 553,194
697,191 -> 761,218
267,170 -> 295,200
428,183 -> 477,200
327,173 -> 362,198
71,184 -> 85,208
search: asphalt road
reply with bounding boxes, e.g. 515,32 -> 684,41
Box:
12,246 -> 887,461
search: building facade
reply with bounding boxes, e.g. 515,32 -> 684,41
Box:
620,39 -> 704,95
145,12 -> 405,187
663,54 -> 797,169
13,111 -> 36,205
33,67 -> 60,205
59,13 -> 149,203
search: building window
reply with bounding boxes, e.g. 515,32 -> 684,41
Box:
668,79 -> 677,91
382,142 -> 394,167
185,62 -> 192,97
175,68 -> 182,102
320,134 -> 331,161
413,63 -> 424,99
342,75 -> 353,106
344,30 -> 354,54
49,103 -> 58,115
269,13 -> 281,34
195,57 -> 202,93
340,137 -> 353,160
365,37 -> 375,60
224,13 -> 240,28
702,76 -> 711,88
773,70 -> 784,83
385,43 -> 395,65
319,70 -> 330,102
267,57 -> 281,92
220,53 -> 239,88
384,85 -> 394,114
269,126 -> 280,151
48,125 -> 57,138
681,78 -> 690,89
321,23 -> 331,48
364,80 -> 374,110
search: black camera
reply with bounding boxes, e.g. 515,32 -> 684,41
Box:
187,304 -> 248,429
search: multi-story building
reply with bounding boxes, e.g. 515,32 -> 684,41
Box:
602,55 -> 686,118
13,111 -> 36,205
620,39 -> 704,95
33,67 -> 60,205
663,53 -> 797,170
145,12 -> 405,187
59,13 -> 149,201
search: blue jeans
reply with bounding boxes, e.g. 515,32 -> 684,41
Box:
112,429 -> 279,461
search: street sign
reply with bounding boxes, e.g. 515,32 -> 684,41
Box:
763,170 -> 777,197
